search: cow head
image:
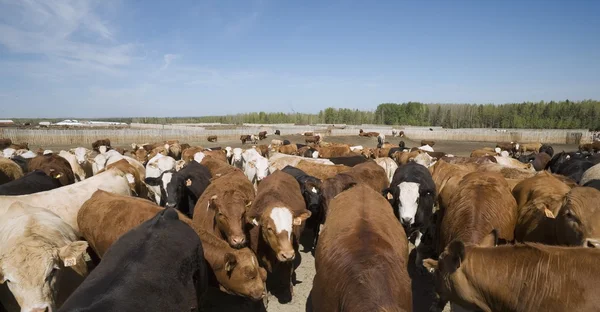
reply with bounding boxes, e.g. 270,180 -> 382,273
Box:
71,147 -> 90,165
217,248 -> 267,301
385,181 -> 435,231
144,170 -> 175,206
253,157 -> 269,182
209,193 -> 252,249
555,187 -> 600,247
0,240 -> 88,312
250,207 -> 311,262
300,179 -> 322,215
163,172 -> 184,209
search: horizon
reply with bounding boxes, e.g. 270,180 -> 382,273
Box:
1,1 -> 599,118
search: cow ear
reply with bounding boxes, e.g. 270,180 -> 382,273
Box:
446,240 -> 466,271
293,211 -> 311,226
51,172 -> 63,179
480,229 -> 498,247
58,241 -> 89,276
224,253 -> 237,272
422,258 -> 438,273
382,188 -> 393,201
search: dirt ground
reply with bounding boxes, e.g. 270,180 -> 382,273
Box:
18,135 -> 579,312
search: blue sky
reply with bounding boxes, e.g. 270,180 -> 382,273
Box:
0,0 -> 599,118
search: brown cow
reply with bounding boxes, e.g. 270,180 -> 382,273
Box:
77,190 -> 267,300
520,142 -> 542,153
440,156 -> 496,165
470,149 -> 497,158
99,159 -> 147,198
28,154 -> 75,186
424,241 -> 600,312
496,141 -> 519,155
532,152 -> 552,171
361,148 -> 374,159
240,135 -> 253,144
555,187 -> 600,247
246,171 -> 310,303
9,142 -> 29,150
277,144 -> 298,155
91,138 -> 111,153
305,135 -> 320,144
295,161 -> 351,180
148,146 -> 168,160
513,172 -> 571,244
254,145 -> 269,158
392,150 -> 424,165
200,157 -> 239,178
134,148 -> 149,164
182,146 -> 204,163
311,184 -> 412,312
0,138 -> 11,149
303,132 -> 314,137
420,140 -> 435,147
258,131 -> 267,140
344,160 -> 388,193
207,135 -> 218,142
317,145 -> 351,158
165,142 -> 182,160
579,141 -> 600,153
435,171 -> 517,255
193,170 -> 255,248
0,158 -> 23,185
203,149 -> 228,163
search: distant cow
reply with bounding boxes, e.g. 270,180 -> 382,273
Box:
240,135 -> 252,144
303,132 -> 314,136
520,142 -> 542,153
275,130 -> 281,135
496,141 -> 519,156
247,171 -> 311,303
258,131 -> 268,140
377,134 -> 385,147
62,208 -> 207,312
420,140 -> 435,147
91,138 -> 111,153
305,135 -> 321,144
311,184 -> 412,312
539,144 -> 554,157
278,144 -> 298,156
207,135 -> 218,142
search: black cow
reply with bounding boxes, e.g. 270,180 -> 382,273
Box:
282,140 -> 291,146
518,153 -> 537,164
546,151 -> 584,173
328,155 -> 368,167
0,170 -> 62,195
295,143 -> 306,149
9,155 -> 29,173
59,208 -> 207,312
383,162 -> 436,247
275,130 -> 281,135
539,144 -> 554,157
584,179 -> 600,191
556,159 -> 595,184
145,162 -> 211,218
388,147 -> 404,157
281,165 -> 322,249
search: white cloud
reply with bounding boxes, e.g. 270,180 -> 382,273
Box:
161,54 -> 180,70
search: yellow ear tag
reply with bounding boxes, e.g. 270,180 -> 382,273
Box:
64,257 -> 76,267
83,253 -> 92,262
293,218 -> 302,226
185,179 -> 192,186
386,193 -> 393,200
544,208 -> 555,219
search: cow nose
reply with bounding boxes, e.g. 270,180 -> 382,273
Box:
401,217 -> 413,225
278,250 -> 295,261
230,236 -> 246,248
30,307 -> 49,312
165,202 -> 176,209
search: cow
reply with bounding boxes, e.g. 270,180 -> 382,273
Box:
200,156 -> 238,179
271,139 -> 283,147
298,146 -> 319,158
295,161 -> 351,180
230,147 -> 244,169
554,186 -> 600,247
246,171 -> 311,303
496,141 -> 519,156
277,144 -> 298,155
145,154 -> 177,204
420,140 -> 435,147
327,155 -> 368,167
384,162 -> 436,250
581,162 -> 600,185
317,145 -> 351,158
579,141 -> 600,153
310,184 -> 412,312
0,170 -> 62,195
539,144 -> 554,157
281,166 -> 322,249
391,129 -> 398,137
145,161 -> 211,217
27,154 -> 75,186
275,130 -> 281,135
164,142 -> 183,160
0,202 -> 89,312
70,147 -> 94,175
61,208 -> 207,312
254,145 -> 270,158
8,142 -> 29,150
343,160 -> 388,193
434,171 -> 517,258
58,150 -> 86,181
240,135 -> 251,144
377,134 -> 385,147
0,168 -> 132,232
518,142 -> 542,154
268,153 -> 334,172
392,150 -> 425,165
207,135 -> 218,142
470,149 -> 498,158
374,157 -> 398,184
91,138 -> 111,153
181,146 -> 204,163
203,149 -> 228,163
0,157 -> 24,185
423,240 -> 600,312
305,135 -> 320,144
241,148 -> 270,189
303,132 -> 314,136
258,131 -> 267,140
512,171 -> 571,244
555,158 -> 595,184
193,169 -> 255,249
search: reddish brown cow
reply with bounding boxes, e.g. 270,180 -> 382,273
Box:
181,146 -> 204,163
295,161 -> 351,180
317,145 -> 351,158
305,136 -> 320,144
28,154 -> 75,186
424,242 -> 600,312
277,144 -> 298,155
555,187 -> 600,247
193,170 -> 255,248
254,145 -> 270,158
246,171 -> 310,303
258,131 -> 267,140
203,149 -> 228,163
200,157 -> 239,178
9,142 -> 29,150
311,184 -> 411,312
344,160 -> 388,193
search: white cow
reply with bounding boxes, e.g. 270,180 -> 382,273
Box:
2,148 -> 16,158
0,202 -> 89,312
91,151 -> 124,175
374,157 -> 399,184
392,129 -> 398,137
413,152 -> 435,168
268,152 -> 334,172
145,154 -> 177,204
71,147 -> 94,178
231,148 -> 244,169
0,169 -> 132,232
59,150 -> 87,181
418,144 -> 434,152
242,149 -> 270,190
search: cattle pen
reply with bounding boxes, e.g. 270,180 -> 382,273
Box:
0,124 -> 591,146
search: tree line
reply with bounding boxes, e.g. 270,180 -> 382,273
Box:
9,100 -> 600,130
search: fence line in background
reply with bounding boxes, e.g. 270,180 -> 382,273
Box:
0,127 -> 591,146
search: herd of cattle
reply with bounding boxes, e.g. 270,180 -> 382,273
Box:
1,133 -> 600,312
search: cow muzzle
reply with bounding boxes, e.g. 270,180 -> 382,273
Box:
277,250 -> 295,262
229,236 -> 247,248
